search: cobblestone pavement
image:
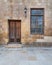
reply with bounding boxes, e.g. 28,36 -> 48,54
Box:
0,46 -> 52,65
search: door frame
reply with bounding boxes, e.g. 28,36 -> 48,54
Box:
8,19 -> 21,43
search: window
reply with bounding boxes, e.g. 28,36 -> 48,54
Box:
30,8 -> 44,34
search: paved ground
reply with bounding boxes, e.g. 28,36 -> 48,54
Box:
0,46 -> 52,65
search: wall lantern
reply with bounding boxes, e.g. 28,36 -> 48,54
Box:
24,7 -> 27,18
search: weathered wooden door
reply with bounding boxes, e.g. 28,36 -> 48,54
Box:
9,20 -> 21,42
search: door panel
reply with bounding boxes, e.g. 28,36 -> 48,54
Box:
10,22 -> 15,38
9,21 -> 15,42
9,20 -> 21,42
16,21 -> 21,42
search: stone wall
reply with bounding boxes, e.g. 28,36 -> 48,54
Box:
0,0 -> 52,44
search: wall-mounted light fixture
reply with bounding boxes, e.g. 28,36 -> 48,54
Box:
24,6 -> 27,18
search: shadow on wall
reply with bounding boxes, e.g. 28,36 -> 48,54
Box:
0,32 -> 8,44
0,33 -> 3,44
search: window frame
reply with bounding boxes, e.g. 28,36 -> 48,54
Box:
30,8 -> 44,35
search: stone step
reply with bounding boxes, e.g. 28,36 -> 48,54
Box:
5,42 -> 52,48
5,44 -> 22,48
